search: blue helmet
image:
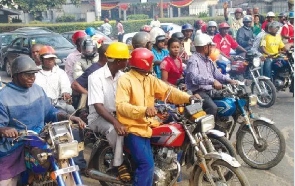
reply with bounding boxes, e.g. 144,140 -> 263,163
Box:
289,11 -> 294,18
182,23 -> 194,31
85,27 -> 96,36
163,25 -> 173,33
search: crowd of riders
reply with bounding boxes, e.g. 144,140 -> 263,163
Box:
0,3 -> 294,186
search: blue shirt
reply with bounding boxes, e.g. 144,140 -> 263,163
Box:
185,53 -> 230,92
0,83 -> 58,158
152,47 -> 169,79
76,63 -> 102,89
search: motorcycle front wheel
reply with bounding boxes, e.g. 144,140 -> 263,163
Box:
251,79 -> 277,108
207,134 -> 237,158
190,159 -> 250,186
236,121 -> 286,170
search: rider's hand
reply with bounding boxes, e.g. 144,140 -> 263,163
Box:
189,94 -> 202,102
113,121 -> 128,136
70,116 -> 86,129
145,107 -> 158,117
62,93 -> 71,101
228,79 -> 238,85
260,56 -> 266,61
213,80 -> 223,90
0,127 -> 18,138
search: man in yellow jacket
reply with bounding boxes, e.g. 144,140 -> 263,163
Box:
116,48 -> 201,186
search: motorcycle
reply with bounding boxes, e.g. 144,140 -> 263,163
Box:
217,52 -> 277,108
86,89 -> 250,186
13,119 -> 85,186
212,82 -> 286,170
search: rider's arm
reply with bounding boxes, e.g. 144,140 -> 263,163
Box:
211,62 -> 232,83
236,29 -> 249,48
59,69 -> 72,95
236,45 -> 247,53
71,81 -> 88,94
93,103 -> 118,124
223,4 -> 229,21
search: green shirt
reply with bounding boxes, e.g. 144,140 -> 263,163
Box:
253,23 -> 261,36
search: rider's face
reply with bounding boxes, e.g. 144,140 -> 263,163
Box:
168,41 -> 180,58
207,26 -> 216,35
17,73 -> 36,88
244,21 -> 252,27
219,28 -> 229,35
183,30 -> 193,39
235,12 -> 242,19
42,57 -> 56,70
156,40 -> 166,49
117,59 -> 128,70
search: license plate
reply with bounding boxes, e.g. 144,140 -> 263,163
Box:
55,165 -> 79,176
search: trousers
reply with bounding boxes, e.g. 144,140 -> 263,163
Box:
193,90 -> 218,116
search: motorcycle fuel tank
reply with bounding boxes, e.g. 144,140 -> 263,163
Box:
151,123 -> 185,147
214,98 -> 236,117
231,60 -> 247,74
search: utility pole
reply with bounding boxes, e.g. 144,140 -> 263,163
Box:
94,0 -> 101,21
160,0 -> 163,18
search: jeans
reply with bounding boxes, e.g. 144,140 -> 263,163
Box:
72,129 -> 87,169
263,58 -> 273,78
125,134 -> 154,186
193,90 -> 218,117
118,34 -> 124,42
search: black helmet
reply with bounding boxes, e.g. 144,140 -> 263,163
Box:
171,32 -> 185,41
81,37 -> 97,58
11,56 -> 40,76
243,15 -> 253,22
155,35 -> 166,43
132,32 -> 151,49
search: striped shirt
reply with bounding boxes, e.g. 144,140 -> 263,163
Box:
185,52 -> 231,92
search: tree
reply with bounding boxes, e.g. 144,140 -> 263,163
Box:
0,0 -> 15,8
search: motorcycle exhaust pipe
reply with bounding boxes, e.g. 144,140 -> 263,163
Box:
87,169 -> 131,185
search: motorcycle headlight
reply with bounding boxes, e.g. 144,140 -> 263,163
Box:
195,115 -> 215,132
253,57 -> 261,68
58,141 -> 79,159
249,95 -> 258,106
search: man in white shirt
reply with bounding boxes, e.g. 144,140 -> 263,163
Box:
87,42 -> 131,182
101,18 -> 112,37
150,15 -> 161,28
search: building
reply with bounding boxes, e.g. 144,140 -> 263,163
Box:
0,8 -> 21,23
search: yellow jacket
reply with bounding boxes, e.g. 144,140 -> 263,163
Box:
116,70 -> 191,138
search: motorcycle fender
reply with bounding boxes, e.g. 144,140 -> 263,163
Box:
88,139 -> 108,168
257,76 -> 271,80
204,152 -> 241,167
252,116 -> 275,124
206,129 -> 225,137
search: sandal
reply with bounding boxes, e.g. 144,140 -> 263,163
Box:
118,164 -> 131,182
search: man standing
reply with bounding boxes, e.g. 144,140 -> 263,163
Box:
281,11 -> 294,45
223,2 -> 244,39
101,18 -> 112,37
30,44 -> 43,68
88,42 -> 131,182
253,6 -> 265,24
116,20 -> 125,42
0,56 -> 84,186
150,15 -> 161,28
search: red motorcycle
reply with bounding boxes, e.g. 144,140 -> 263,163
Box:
86,96 -> 249,186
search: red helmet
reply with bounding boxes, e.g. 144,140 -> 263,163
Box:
72,31 -> 87,44
194,19 -> 205,29
219,22 -> 230,29
129,48 -> 154,72
235,8 -> 243,13
201,24 -> 207,33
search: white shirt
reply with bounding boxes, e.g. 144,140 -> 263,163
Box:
65,49 -> 81,83
150,20 -> 161,28
101,23 -> 112,36
87,64 -> 124,122
35,65 -> 72,100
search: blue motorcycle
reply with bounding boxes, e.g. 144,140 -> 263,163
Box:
14,120 -> 84,186
212,83 -> 286,170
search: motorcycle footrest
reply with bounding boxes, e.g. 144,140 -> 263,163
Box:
54,165 -> 79,176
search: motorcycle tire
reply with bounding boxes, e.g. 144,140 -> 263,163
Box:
190,159 -> 250,186
251,79 -> 277,108
236,120 -> 286,170
207,134 -> 237,158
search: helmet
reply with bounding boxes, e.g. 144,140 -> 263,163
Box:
289,11 -> 294,18
105,42 -> 130,59
162,25 -> 173,33
132,32 -> 151,48
81,38 -> 97,58
11,56 -> 40,76
140,25 -> 152,32
194,20 -> 205,29
266,12 -> 276,17
243,15 -> 253,22
194,33 -> 215,46
201,24 -> 207,33
72,31 -> 86,45
219,22 -> 230,29
171,32 -> 184,40
129,48 -> 154,72
181,23 -> 194,31
85,27 -> 96,36
235,8 -> 243,13
208,21 -> 217,27
209,47 -> 220,62
278,12 -> 287,17
150,27 -> 165,44
39,46 -> 57,59
268,21 -> 281,29
155,35 -> 166,43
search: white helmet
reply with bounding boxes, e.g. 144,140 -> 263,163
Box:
194,33 -> 215,46
150,27 -> 165,44
208,21 -> 217,27
266,12 -> 276,17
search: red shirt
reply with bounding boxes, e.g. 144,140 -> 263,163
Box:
281,22 -> 294,44
160,56 -> 183,85
261,20 -> 269,31
213,34 -> 238,57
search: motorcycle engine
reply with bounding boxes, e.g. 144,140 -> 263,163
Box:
153,147 -> 178,186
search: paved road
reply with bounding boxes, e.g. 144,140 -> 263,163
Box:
0,71 -> 293,186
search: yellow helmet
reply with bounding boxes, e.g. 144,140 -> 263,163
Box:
105,42 -> 130,59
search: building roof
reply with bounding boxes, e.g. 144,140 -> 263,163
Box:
0,8 -> 21,15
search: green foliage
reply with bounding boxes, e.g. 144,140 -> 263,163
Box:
56,14 -> 76,23
0,0 -> 14,7
198,11 -> 209,18
127,14 -> 149,20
